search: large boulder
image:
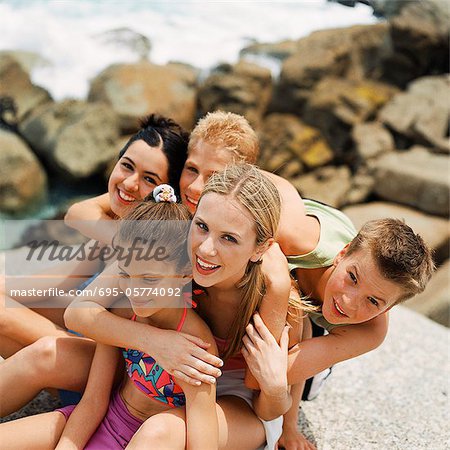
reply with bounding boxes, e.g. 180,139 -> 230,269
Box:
291,166 -> 352,208
274,24 -> 389,113
198,60 -> 272,128
20,100 -> 120,180
0,54 -> 52,122
88,61 -> 197,132
383,0 -> 450,87
302,77 -> 398,157
343,201 -> 450,264
0,130 -> 47,213
258,113 -> 333,177
373,147 -> 450,217
351,121 -> 394,162
378,75 -> 450,153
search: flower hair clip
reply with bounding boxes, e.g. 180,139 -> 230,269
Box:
153,184 -> 177,203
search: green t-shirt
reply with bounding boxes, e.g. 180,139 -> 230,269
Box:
287,199 -> 357,332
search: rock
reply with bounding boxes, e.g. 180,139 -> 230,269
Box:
378,75 -> 450,152
0,50 -> 50,74
343,201 -> 450,264
291,166 -> 352,208
300,307 -> 449,448
351,121 -> 394,161
240,39 -> 299,61
274,24 -> 389,113
383,0 -> 450,87
373,147 -> 450,217
259,114 -> 333,174
0,130 -> 47,213
0,54 -> 52,122
20,100 -> 120,180
344,165 -> 376,205
94,27 -> 152,61
405,260 -> 450,327
303,77 -> 398,157
88,61 -> 197,132
198,60 -> 272,128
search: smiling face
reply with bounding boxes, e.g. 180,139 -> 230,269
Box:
321,247 -> 404,325
179,140 -> 234,214
118,256 -> 191,317
190,192 -> 265,289
108,140 -> 169,217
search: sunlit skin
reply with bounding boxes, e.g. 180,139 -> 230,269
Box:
190,193 -> 269,290
318,247 -> 403,325
117,256 -> 191,320
108,140 -> 169,217
179,140 -> 232,214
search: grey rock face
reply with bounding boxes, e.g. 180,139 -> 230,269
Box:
0,55 -> 52,122
351,121 -> 394,162
88,61 -> 197,132
0,130 -> 47,213
292,166 -> 352,208
343,201 -> 450,264
379,76 -> 450,153
20,100 -> 120,179
198,60 -> 272,128
374,147 -> 449,217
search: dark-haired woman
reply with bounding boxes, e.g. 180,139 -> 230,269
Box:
0,114 -> 189,362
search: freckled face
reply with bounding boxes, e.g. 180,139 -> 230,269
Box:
322,248 -> 403,325
189,193 -> 264,289
108,140 -> 169,217
179,140 -> 233,214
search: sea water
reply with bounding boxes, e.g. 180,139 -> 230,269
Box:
0,0 -> 378,100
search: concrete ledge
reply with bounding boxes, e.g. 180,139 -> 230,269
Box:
300,306 -> 449,449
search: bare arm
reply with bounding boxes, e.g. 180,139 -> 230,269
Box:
245,242 -> 291,390
262,171 -> 319,256
178,322 -> 219,450
64,263 -> 223,385
287,313 -> 389,384
55,343 -> 121,450
242,314 -> 292,421
64,194 -> 118,245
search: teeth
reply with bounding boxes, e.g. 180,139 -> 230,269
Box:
334,300 -> 346,316
197,257 -> 219,270
187,195 -> 198,206
119,190 -> 135,202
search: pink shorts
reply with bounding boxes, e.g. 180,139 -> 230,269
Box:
57,388 -> 143,449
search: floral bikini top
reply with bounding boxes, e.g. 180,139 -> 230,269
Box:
122,303 -> 190,408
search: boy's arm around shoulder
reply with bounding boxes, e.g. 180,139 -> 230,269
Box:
55,342 -> 121,450
177,312 -> 219,450
287,312 -> 389,385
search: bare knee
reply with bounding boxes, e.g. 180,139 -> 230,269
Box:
20,336 -> 58,380
127,415 -> 184,449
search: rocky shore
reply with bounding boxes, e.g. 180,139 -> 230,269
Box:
0,0 -> 448,327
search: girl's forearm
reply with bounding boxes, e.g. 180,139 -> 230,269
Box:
253,387 -> 292,421
64,303 -> 160,352
55,398 -> 109,450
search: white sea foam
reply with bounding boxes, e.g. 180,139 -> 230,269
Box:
0,0 -> 378,100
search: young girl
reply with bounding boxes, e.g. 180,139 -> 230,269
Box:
0,184 -> 219,450
0,114 -> 189,359
63,164 -> 290,449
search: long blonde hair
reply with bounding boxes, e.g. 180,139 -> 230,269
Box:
199,163 -> 281,360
